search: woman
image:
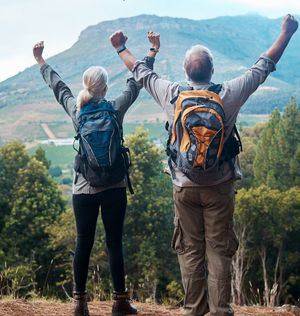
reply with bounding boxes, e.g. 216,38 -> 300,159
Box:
33,40 -> 157,316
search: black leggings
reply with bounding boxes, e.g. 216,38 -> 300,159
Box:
72,187 -> 127,293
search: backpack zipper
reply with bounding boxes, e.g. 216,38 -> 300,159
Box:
81,136 -> 100,168
109,129 -> 115,166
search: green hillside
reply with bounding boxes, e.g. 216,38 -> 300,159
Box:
0,14 -> 299,141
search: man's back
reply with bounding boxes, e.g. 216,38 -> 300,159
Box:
131,54 -> 275,186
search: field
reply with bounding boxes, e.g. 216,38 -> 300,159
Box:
0,89 -> 270,143
26,113 -> 268,169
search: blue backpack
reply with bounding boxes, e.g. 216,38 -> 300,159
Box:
73,100 -> 133,193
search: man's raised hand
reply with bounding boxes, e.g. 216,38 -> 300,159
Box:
110,31 -> 128,50
148,31 -> 160,50
282,14 -> 298,37
33,41 -> 45,65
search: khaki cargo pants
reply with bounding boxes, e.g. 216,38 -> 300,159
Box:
172,181 -> 239,316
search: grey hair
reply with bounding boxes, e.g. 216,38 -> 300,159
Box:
183,45 -> 214,83
77,66 -> 108,110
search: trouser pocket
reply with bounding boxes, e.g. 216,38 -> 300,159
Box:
171,216 -> 188,255
207,228 -> 239,258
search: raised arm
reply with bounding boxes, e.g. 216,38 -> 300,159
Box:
113,32 -> 159,118
223,14 -> 298,112
113,76 -> 141,120
110,31 -> 179,110
265,14 -> 298,64
110,31 -> 138,71
33,42 -> 77,121
109,31 -> 160,70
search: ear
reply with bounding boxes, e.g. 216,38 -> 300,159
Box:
212,67 -> 214,76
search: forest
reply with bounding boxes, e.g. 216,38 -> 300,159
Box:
0,98 -> 299,307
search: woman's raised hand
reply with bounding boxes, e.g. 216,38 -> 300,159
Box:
147,31 -> 160,58
147,31 -> 160,50
33,41 -> 45,65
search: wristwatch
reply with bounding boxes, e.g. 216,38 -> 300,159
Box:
117,45 -> 127,54
150,47 -> 159,53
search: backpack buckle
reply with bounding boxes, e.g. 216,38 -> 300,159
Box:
74,134 -> 80,141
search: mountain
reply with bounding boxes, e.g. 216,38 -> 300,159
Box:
0,14 -> 299,141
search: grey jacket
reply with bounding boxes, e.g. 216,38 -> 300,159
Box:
132,55 -> 276,187
40,63 -> 142,194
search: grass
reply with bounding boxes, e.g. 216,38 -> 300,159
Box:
27,122 -> 167,166
28,145 -> 74,168
124,122 -> 166,140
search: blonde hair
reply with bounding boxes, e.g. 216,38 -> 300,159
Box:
77,66 -> 108,110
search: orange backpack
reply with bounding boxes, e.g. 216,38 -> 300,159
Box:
166,84 -> 241,183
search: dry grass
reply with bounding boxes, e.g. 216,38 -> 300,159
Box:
0,299 -> 299,316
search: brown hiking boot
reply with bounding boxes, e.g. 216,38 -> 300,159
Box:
112,289 -> 138,315
73,292 -> 90,316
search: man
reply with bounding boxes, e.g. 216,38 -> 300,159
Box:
110,15 -> 298,316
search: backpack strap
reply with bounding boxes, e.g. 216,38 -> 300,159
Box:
233,124 -> 243,152
220,124 -> 243,171
170,85 -> 193,105
165,126 -> 177,180
207,83 -> 222,94
122,147 -> 134,194
170,83 -> 221,105
126,172 -> 134,194
73,134 -> 81,184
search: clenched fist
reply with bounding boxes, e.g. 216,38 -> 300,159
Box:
33,41 -> 45,65
148,31 -> 160,50
282,14 -> 298,37
110,31 -> 128,49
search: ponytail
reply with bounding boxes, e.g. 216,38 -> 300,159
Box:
77,88 -> 93,111
76,66 -> 108,111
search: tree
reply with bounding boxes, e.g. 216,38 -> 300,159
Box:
46,208 -> 77,297
3,158 -> 65,293
254,99 -> 300,190
278,98 -> 300,188
232,188 -> 253,305
0,142 -> 29,232
237,136 -> 256,189
34,146 -> 51,169
253,109 -> 281,188
123,127 -> 178,301
49,166 -> 62,178
234,186 -> 300,306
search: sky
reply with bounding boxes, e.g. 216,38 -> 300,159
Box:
0,0 -> 300,82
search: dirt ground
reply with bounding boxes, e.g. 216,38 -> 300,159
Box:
0,299 -> 299,316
